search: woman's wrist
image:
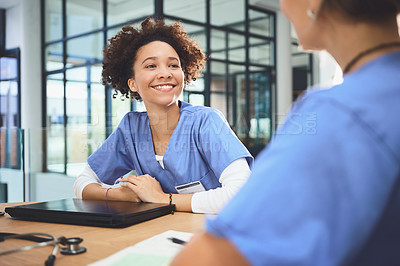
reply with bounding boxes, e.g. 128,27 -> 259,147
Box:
160,193 -> 170,204
115,186 -> 140,202
105,187 -> 112,201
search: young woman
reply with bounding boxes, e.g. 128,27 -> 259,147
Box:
172,0 -> 400,265
73,18 -> 253,214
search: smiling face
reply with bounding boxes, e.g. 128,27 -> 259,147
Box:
128,41 -> 184,109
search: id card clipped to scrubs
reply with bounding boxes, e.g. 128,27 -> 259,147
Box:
175,181 -> 205,194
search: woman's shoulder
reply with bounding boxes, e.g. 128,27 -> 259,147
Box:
179,103 -> 230,136
117,111 -> 148,129
181,101 -> 225,118
182,105 -> 227,128
121,110 -> 148,120
124,110 -> 147,117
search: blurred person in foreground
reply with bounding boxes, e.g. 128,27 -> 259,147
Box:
171,0 -> 400,265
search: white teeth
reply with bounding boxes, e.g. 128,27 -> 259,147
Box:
154,85 -> 173,90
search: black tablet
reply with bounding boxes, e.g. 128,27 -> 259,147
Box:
5,198 -> 175,228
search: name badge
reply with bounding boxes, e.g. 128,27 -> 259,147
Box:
175,181 -> 205,194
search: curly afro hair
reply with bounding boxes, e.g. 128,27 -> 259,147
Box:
102,17 -> 206,101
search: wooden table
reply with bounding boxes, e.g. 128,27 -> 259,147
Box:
0,202 -> 206,265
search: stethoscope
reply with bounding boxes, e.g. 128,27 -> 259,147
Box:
0,232 -> 87,266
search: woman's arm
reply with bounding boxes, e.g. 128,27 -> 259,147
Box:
191,158 -> 251,213
82,183 -> 141,202
119,174 -> 194,211
74,165 -> 140,202
73,165 -> 102,198
119,158 -> 251,213
171,231 -> 249,266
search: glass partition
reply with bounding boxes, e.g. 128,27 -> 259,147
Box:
45,43 -> 63,72
107,0 -> 153,27
0,54 -> 19,128
65,70 -> 88,176
47,73 -> 65,173
89,65 -> 106,156
0,128 -> 24,203
249,37 -> 274,65
165,0 -> 206,23
232,69 -> 246,138
211,0 -> 245,31
44,0 -> 62,42
210,29 -> 227,60
249,9 -> 274,37
228,33 -> 246,63
66,33 -> 104,66
66,0 -> 103,37
0,49 -> 23,203
248,71 -> 271,149
29,128 -> 76,202
110,89 -> 133,131
210,61 -> 228,119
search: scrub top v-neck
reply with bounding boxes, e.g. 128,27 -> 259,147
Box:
88,101 -> 253,193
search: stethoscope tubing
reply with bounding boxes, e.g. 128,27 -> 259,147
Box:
0,232 -> 58,256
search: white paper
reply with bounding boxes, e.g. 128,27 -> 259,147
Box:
88,230 -> 193,266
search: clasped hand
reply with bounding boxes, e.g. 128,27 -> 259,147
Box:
118,174 -> 167,204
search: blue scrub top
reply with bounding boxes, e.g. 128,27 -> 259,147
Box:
88,101 -> 253,193
206,51 -> 400,265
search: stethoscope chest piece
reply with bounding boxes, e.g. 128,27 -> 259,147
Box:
60,237 -> 87,255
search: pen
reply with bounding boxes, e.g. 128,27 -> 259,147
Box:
168,237 -> 186,245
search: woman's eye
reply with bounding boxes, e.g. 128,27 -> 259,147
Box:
170,64 -> 180,68
145,64 -> 156,69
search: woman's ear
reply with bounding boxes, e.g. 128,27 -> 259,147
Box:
128,78 -> 138,92
309,0 -> 323,16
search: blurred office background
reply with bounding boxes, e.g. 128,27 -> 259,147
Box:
0,0 -> 342,203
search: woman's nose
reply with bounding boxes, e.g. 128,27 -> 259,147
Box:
157,67 -> 172,79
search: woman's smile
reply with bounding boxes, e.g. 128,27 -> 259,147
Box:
152,84 -> 176,92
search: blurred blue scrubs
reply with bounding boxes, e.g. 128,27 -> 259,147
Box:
206,51 -> 400,266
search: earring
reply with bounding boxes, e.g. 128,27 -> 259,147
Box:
307,9 -> 317,20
